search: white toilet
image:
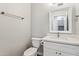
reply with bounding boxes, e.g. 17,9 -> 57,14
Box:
24,38 -> 41,56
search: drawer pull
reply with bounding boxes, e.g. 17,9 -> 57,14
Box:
59,53 -> 61,55
56,52 -> 58,54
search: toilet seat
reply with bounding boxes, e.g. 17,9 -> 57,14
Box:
24,47 -> 38,56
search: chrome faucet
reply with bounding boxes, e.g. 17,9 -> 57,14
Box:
57,32 -> 60,38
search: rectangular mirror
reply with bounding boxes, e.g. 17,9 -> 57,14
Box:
49,7 -> 73,33
53,15 -> 68,31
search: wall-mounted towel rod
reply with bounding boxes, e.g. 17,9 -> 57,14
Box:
0,11 -> 24,20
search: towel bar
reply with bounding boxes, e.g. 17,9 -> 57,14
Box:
0,11 -> 24,20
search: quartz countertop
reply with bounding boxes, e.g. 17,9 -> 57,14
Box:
42,36 -> 79,46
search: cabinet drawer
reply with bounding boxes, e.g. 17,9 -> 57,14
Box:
44,41 -> 79,55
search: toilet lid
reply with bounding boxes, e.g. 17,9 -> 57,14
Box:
24,47 -> 38,56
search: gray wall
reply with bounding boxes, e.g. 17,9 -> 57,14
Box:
31,3 -> 50,38
75,3 -> 79,34
0,3 -> 31,56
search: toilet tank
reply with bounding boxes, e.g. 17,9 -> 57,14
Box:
32,38 -> 41,48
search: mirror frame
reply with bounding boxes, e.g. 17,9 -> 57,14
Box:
49,7 -> 74,33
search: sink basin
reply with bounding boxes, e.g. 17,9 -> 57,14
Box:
43,36 -> 58,40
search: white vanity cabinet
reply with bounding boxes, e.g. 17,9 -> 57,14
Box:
44,41 -> 79,56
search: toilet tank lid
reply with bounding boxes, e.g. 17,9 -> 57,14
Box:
24,47 -> 38,56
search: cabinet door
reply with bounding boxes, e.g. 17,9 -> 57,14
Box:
44,41 -> 79,55
44,46 -> 59,56
44,46 -> 75,56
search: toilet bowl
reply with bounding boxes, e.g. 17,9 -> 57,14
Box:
23,38 -> 41,56
24,47 -> 38,56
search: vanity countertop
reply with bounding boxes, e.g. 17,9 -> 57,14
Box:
42,36 -> 79,46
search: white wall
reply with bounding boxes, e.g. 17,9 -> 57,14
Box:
31,3 -> 50,38
0,3 -> 31,56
